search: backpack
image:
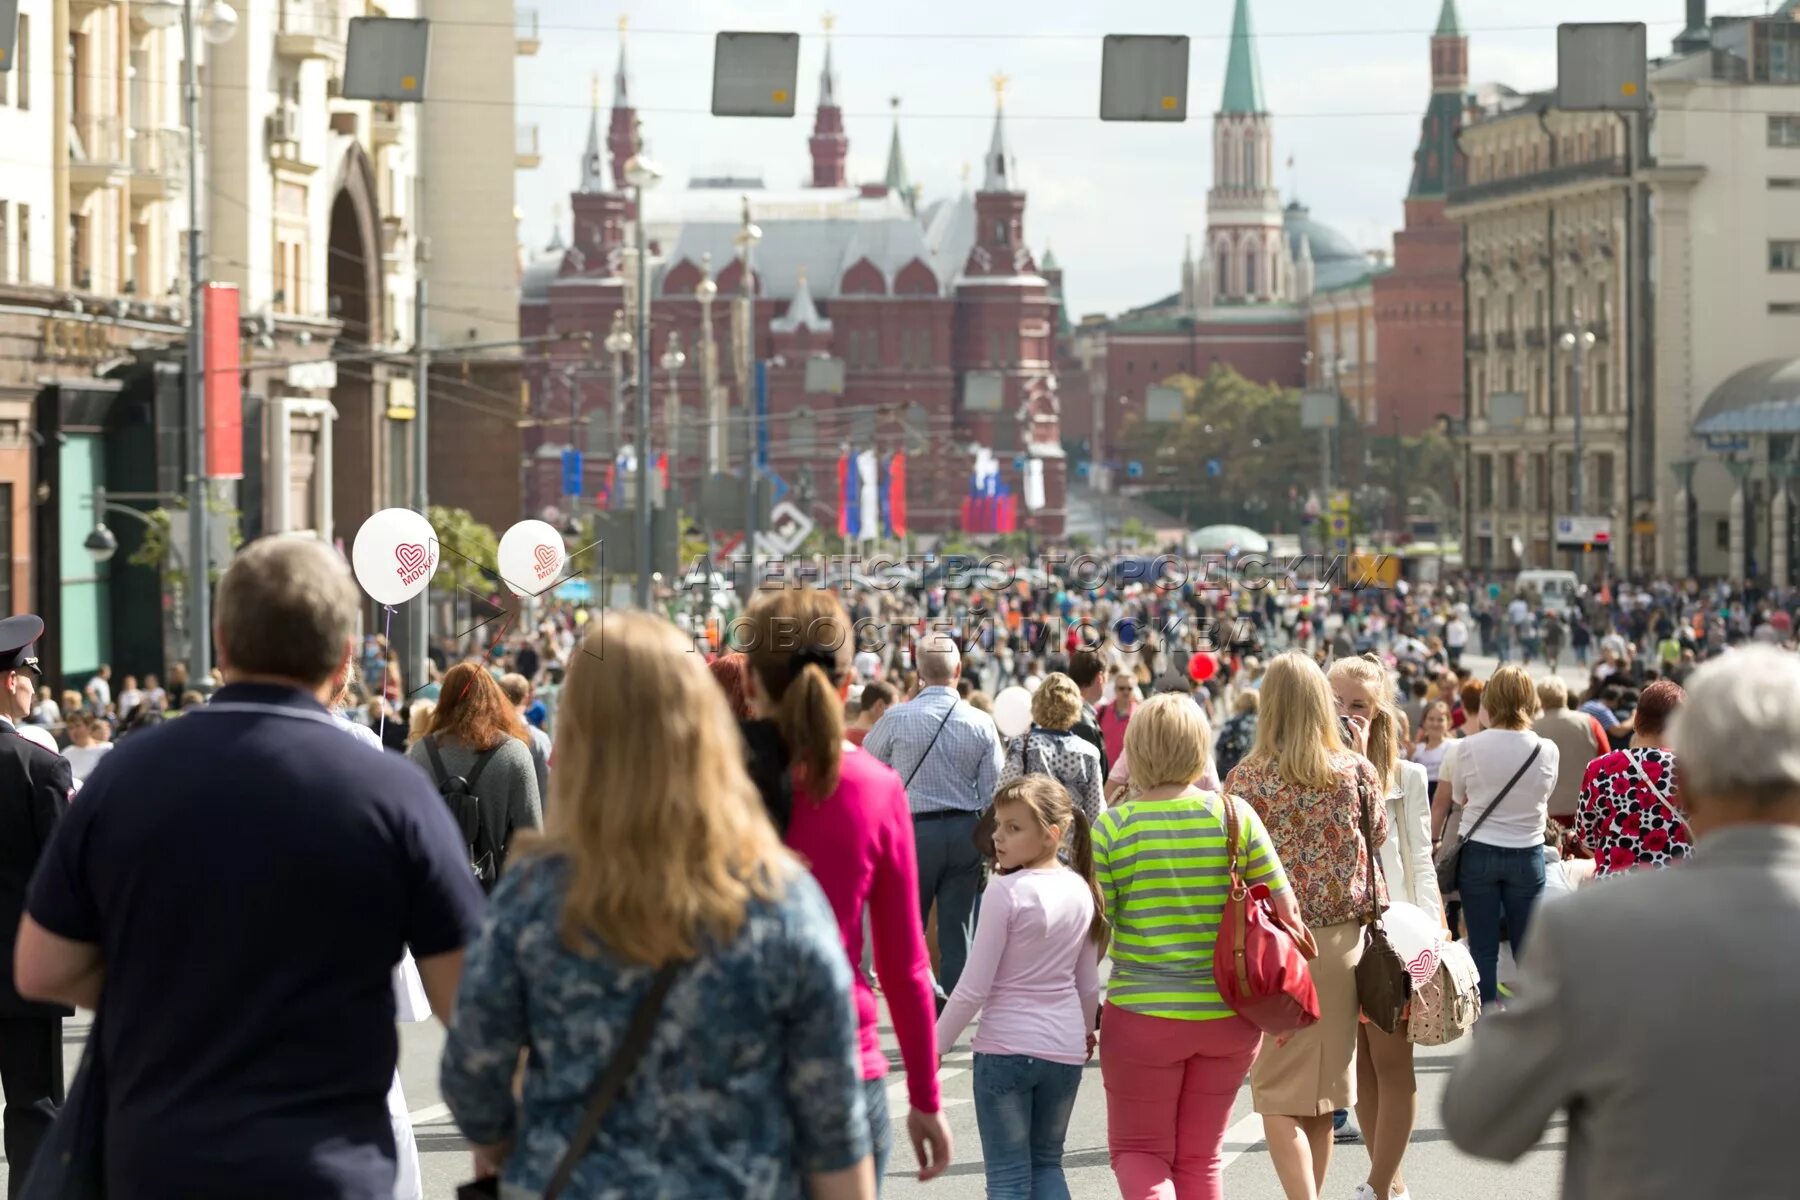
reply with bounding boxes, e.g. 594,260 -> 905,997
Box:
1407,938 -> 1482,1046
423,736 -> 505,892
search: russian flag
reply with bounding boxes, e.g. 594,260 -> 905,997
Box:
883,452 -> 908,539
858,450 -> 879,543
656,453 -> 669,491
841,449 -> 862,540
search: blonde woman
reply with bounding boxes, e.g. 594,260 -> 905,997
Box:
405,699 -> 436,748
1094,695 -> 1295,1200
1000,673 -> 1105,823
441,612 -> 875,1200
1224,652 -> 1388,1200
1327,655 -> 1440,1200
1446,665 -> 1559,1006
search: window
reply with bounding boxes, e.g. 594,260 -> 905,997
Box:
1772,241 -> 1800,272
1769,115 -> 1800,146
1534,364 -> 1546,416
1772,177 -> 1800,189
1596,453 -> 1615,505
16,203 -> 28,284
1716,519 -> 1731,551
1245,246 -> 1258,296
1477,455 -> 1494,507
1243,139 -> 1256,188
1504,453 -> 1522,510
1595,360 -> 1610,412
1771,302 -> 1800,314
1532,453 -> 1549,510
1562,452 -> 1576,512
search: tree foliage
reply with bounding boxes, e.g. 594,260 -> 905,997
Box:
427,505 -> 500,593
1122,365 -> 1313,532
126,497 -> 242,586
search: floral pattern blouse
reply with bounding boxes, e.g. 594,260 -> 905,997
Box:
1224,750 -> 1390,928
1576,747 -> 1694,877
442,854 -> 871,1200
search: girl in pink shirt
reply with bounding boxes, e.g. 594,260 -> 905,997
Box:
937,776 -> 1105,1200
742,589 -> 951,1191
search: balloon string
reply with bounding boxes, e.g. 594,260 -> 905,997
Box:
378,605 -> 395,742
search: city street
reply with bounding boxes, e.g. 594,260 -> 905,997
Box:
7,991 -> 1561,1198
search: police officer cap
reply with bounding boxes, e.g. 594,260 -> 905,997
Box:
0,615 -> 44,676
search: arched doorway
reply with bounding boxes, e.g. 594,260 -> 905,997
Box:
326,144 -> 387,544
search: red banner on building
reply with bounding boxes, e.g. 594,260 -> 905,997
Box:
203,283 -> 243,479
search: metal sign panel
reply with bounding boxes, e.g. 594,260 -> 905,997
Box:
1100,34 -> 1189,122
342,18 -> 430,102
1489,391 -> 1527,433
963,370 -> 1004,413
712,32 -> 800,118
1556,23 -> 1647,112
760,500 -> 814,556
0,0 -> 18,73
803,355 -> 845,395
1300,391 -> 1339,430
1555,515 -> 1613,546
1145,385 -> 1185,424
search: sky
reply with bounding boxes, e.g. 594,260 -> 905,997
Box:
511,0 -> 1745,317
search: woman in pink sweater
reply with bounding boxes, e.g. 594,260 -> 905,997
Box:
743,589 -> 952,1191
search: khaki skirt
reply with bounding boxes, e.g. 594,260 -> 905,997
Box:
1250,920 -> 1365,1117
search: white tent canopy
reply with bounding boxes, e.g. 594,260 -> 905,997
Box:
1186,524 -> 1270,556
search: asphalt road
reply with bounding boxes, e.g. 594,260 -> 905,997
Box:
14,992 -> 1560,1200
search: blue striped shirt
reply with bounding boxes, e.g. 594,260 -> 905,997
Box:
863,687 -> 1005,816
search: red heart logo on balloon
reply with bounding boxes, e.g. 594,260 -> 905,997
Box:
395,543 -> 429,575
534,544 -> 557,569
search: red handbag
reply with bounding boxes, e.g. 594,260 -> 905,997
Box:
1212,794 -> 1322,1034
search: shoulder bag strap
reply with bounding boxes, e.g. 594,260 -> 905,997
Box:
1622,750 -> 1679,822
903,701 -> 958,790
1459,743 -> 1542,847
1357,773 -> 1382,926
543,961 -> 685,1200
463,743 -> 503,792
421,736 -> 451,787
1221,793 -> 1243,889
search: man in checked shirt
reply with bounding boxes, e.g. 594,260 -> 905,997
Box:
865,633 -> 1005,1007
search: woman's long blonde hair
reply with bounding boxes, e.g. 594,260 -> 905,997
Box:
1244,651 -> 1345,790
530,611 -> 788,965
1327,653 -> 1401,796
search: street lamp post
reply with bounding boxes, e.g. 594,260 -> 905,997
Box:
141,0 -> 237,685
732,199 -> 763,582
1559,319 -> 1598,518
695,255 -> 722,477
624,140 -> 663,610
661,332 -> 686,494
603,311 -> 633,468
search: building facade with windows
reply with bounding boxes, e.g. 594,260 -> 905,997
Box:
2,0 -> 191,680
519,28 -> 1068,538
1448,93 -> 1639,574
1650,8 -> 1800,585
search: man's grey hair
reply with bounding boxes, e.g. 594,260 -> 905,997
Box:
1672,646 -> 1800,800
216,537 -> 361,687
917,634 -> 961,686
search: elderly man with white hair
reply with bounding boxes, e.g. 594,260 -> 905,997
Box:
1444,645 -> 1800,1199
864,631 -> 1005,1007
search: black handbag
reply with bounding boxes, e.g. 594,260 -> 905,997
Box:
457,961 -> 684,1200
1353,778 -> 1412,1036
20,1018 -> 104,1200
1434,745 -> 1542,897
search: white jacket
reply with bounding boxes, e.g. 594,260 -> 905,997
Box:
1381,760 -> 1442,920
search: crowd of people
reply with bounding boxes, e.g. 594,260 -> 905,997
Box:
0,543 -> 1797,1200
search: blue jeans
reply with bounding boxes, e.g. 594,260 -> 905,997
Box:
973,1053 -> 1084,1200
864,1074 -> 893,1193
1457,840 -> 1546,1005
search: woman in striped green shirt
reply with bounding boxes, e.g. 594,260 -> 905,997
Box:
1093,693 -> 1298,1200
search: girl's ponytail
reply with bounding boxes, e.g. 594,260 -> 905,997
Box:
1068,808 -> 1109,952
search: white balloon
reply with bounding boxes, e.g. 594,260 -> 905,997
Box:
1382,901 -> 1447,988
993,686 -> 1034,738
351,508 -> 440,606
496,519 -> 569,597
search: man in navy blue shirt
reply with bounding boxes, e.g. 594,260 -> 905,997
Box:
15,537 -> 487,1199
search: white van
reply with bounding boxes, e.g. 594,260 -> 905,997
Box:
1514,569 -> 1582,615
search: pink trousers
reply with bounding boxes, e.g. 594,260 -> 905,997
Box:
1098,1002 -> 1262,1200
